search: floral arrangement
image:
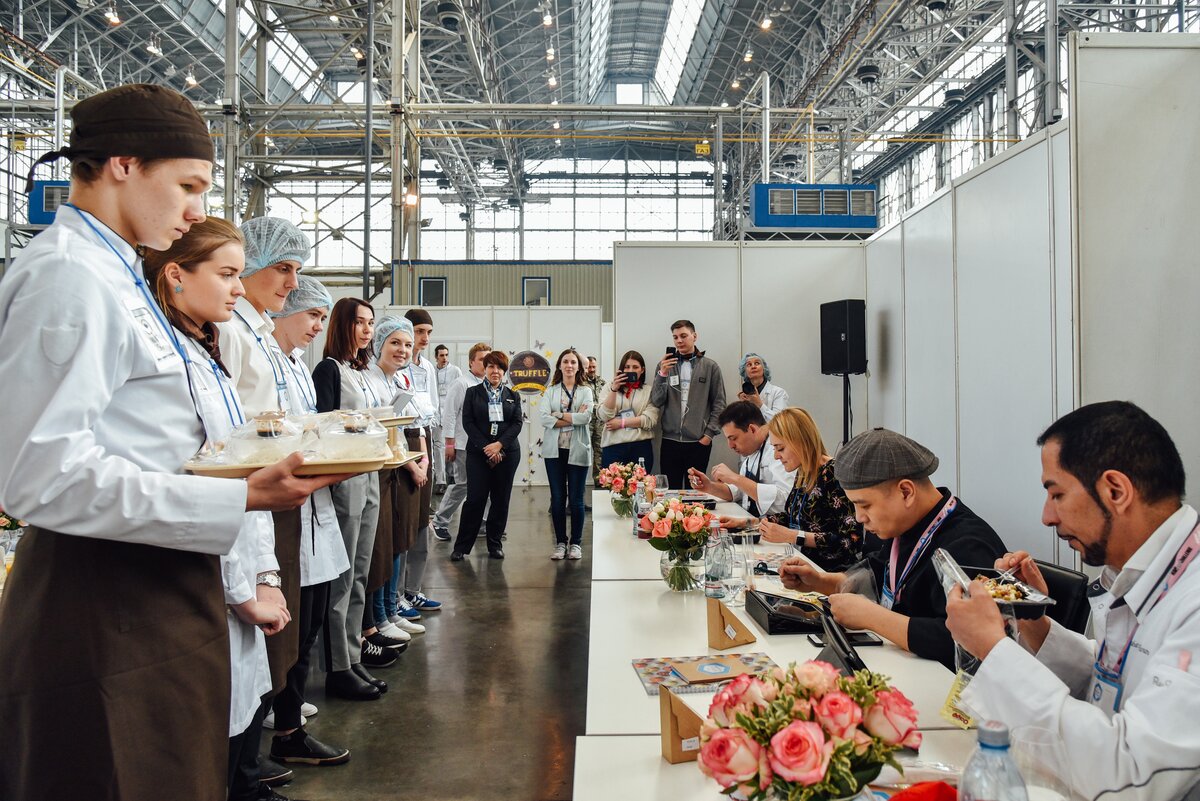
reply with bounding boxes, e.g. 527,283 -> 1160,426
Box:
698,661 -> 921,801
597,461 -> 649,499
637,497 -> 714,590
0,505 -> 27,532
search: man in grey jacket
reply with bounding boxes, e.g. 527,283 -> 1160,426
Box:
650,319 -> 727,489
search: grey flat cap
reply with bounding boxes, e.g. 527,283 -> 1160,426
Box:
834,428 -> 939,490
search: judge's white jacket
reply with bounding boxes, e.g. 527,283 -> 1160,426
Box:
0,207 -> 245,551
962,505 -> 1200,801
179,334 -> 273,738
724,439 -> 795,517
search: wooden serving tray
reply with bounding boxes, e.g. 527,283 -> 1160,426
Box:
375,415 -> 418,428
185,456 -> 388,479
381,452 -> 423,469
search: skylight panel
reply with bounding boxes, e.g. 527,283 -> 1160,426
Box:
653,0 -> 705,103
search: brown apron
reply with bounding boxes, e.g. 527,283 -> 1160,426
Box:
414,426 -> 434,533
264,507 -> 302,693
0,528 -> 229,801
367,466 -> 399,593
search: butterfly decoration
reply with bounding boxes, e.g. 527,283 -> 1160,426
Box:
507,349 -> 516,356
534,339 -> 545,350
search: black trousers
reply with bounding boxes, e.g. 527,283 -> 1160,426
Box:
228,695 -> 271,800
272,580 -> 330,731
454,450 -> 518,554
660,439 -> 713,490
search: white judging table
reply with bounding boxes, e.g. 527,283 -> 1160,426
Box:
585,579 -> 962,736
573,731 -> 974,801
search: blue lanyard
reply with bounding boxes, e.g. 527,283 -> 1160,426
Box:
487,384 -> 503,404
232,309 -> 289,409
562,383 -> 576,411
282,351 -> 318,413
202,353 -> 244,429
66,204 -> 188,366
882,496 -> 958,607
358,368 -> 381,407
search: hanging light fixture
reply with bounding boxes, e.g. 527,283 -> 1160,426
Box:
760,16 -> 773,30
550,98 -> 559,105
146,33 -> 162,56
743,49 -> 754,63
552,119 -> 560,129
731,78 -> 741,89
547,73 -> 557,87
546,46 -> 555,61
184,65 -> 199,88
554,138 -> 562,146
103,1 -> 120,25
405,191 -> 419,207
542,9 -> 553,26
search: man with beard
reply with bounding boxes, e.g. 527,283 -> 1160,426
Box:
947,401 -> 1200,801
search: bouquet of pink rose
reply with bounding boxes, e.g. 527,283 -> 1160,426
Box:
596,461 -> 650,499
637,497 -> 713,590
698,661 -> 921,801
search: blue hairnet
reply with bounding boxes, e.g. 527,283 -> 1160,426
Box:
739,352 -> 772,383
373,315 -> 414,357
240,216 -> 312,278
270,275 -> 333,318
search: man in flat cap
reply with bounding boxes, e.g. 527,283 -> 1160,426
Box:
780,427 -> 1008,670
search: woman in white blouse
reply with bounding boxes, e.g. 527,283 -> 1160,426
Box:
598,350 -> 660,472
540,348 -> 594,561
737,352 -> 789,422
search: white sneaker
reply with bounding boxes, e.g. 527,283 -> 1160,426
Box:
376,621 -> 412,642
263,711 -> 306,730
389,615 -> 426,635
301,702 -> 318,718
551,543 -> 567,560
568,544 -> 583,560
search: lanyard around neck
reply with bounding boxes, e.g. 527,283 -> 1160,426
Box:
282,351 -> 318,413
884,496 -> 959,607
233,309 -> 289,408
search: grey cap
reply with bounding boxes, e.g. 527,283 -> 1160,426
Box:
833,428 -> 939,490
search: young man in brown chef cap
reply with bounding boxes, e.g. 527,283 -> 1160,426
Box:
0,84 -> 339,801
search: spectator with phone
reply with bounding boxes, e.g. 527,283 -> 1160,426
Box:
598,350 -> 660,473
737,352 -> 788,422
651,320 -> 727,489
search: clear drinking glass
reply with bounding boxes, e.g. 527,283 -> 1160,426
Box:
1010,726 -> 1073,801
721,538 -> 751,607
652,474 -> 669,501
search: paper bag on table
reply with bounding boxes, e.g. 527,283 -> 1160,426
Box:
707,597 -> 756,650
659,686 -> 704,764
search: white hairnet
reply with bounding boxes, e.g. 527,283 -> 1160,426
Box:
240,216 -> 312,277
270,275 -> 333,318
373,315 -> 414,357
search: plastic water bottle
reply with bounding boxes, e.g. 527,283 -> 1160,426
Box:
632,480 -> 648,537
704,521 -> 730,598
960,721 -> 1029,801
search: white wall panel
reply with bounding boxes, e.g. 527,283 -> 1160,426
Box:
1050,126 -> 1075,427
954,139 -> 1057,561
1073,34 -> 1200,492
741,243 -> 868,447
901,193 -> 959,489
865,224 -> 905,435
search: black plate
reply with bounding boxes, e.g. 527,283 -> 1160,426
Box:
964,565 -> 1057,620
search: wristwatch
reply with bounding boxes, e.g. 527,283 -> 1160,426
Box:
256,571 -> 282,589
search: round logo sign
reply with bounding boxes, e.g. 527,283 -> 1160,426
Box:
509,350 -> 552,395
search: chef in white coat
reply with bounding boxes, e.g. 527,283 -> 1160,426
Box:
140,217 -> 285,790
0,83 -> 334,801
947,401 -> 1200,801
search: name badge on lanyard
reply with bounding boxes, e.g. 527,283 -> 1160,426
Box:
882,496 -> 959,611
489,401 -> 503,423
124,297 -> 176,363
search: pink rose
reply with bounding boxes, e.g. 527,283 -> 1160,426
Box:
864,690 -> 921,749
611,477 -> 625,491
628,481 -> 639,494
682,515 -> 704,534
768,720 -> 832,785
638,514 -> 655,533
652,519 -> 672,538
791,697 -> 812,719
698,728 -> 762,789
793,660 -> 840,697
708,675 -> 772,726
813,691 -> 863,741
851,729 -> 875,756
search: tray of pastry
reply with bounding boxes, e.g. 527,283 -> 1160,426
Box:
185,456 -> 387,479
381,452 -> 424,469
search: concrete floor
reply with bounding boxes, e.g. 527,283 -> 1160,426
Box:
274,486 -> 590,801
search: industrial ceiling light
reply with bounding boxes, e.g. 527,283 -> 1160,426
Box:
720,101 -> 729,108
551,119 -> 560,129
542,10 -> 553,26
760,16 -> 773,30
547,73 -> 557,87
184,66 -> 198,88
546,46 -> 555,61
351,46 -> 364,59
405,191 -> 419,206
103,1 -> 120,25
550,98 -> 559,105
301,210 -> 319,224
731,78 -> 741,89
146,34 -> 162,56
855,63 -> 881,84
743,49 -> 753,63
264,136 -> 276,149
554,138 -> 562,146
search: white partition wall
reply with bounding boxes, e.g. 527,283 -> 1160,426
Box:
1072,34 -> 1200,489
863,125 -> 1074,563
613,241 -> 868,473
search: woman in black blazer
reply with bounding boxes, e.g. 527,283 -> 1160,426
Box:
452,351 -> 523,560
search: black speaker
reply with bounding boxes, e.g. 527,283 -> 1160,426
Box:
820,299 -> 867,375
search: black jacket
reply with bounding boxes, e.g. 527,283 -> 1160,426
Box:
461,382 -> 523,457
866,489 -> 1008,671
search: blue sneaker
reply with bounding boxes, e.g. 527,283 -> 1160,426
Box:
406,591 -> 443,611
396,596 -> 423,620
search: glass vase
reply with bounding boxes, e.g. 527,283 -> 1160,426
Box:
659,551 -> 704,592
610,493 -> 635,518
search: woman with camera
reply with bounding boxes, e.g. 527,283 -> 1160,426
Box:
598,350 -> 660,473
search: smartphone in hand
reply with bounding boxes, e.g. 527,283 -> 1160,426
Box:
623,371 -> 639,384
741,380 -> 756,395
665,346 -> 677,358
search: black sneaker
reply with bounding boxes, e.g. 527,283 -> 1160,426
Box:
365,630 -> 409,651
258,786 -> 310,801
360,639 -> 399,667
434,527 -> 451,541
270,728 -> 351,766
258,758 -> 294,787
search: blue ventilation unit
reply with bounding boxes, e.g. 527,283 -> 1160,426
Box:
28,180 -> 71,225
748,183 -> 879,231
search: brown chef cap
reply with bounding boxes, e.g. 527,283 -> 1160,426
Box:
25,83 -> 214,193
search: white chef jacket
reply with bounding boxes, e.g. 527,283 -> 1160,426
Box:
272,340 -> 348,587
0,207 -> 245,550
723,437 -> 795,517
962,504 -> 1200,801
366,363 -> 423,429
408,354 -> 440,428
216,298 -> 289,418
442,372 -> 483,448
436,363 -> 462,407
178,333 -> 272,737
754,381 -> 789,422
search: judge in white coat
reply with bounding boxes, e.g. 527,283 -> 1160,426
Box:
689,401 -> 795,519
947,401 -> 1200,801
0,84 -> 334,801
736,353 -> 789,422
141,218 -> 286,791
